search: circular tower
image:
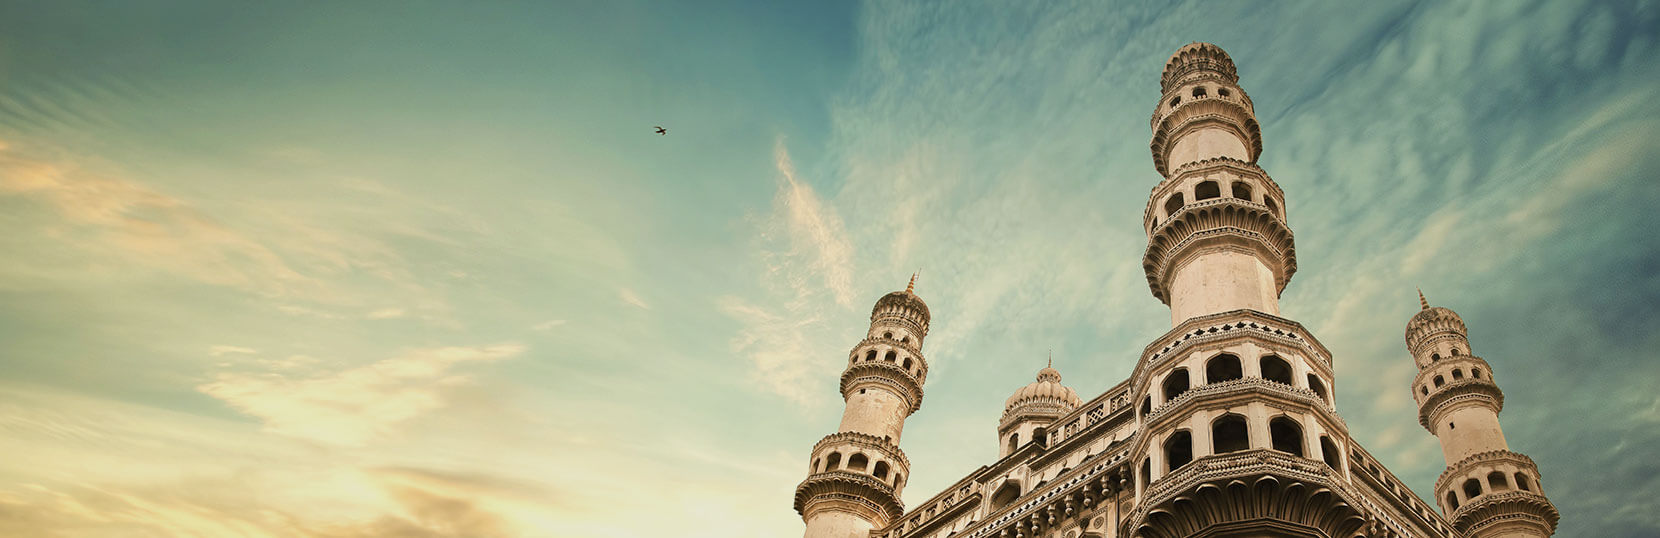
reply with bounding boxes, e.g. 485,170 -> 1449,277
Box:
795,276 -> 930,538
1127,44 -> 1369,538
998,360 -> 1083,458
1407,292 -> 1558,537
1142,42 -> 1296,326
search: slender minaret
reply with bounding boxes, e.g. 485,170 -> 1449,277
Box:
1142,43 -> 1294,326
795,275 -> 930,538
1407,292 -> 1558,536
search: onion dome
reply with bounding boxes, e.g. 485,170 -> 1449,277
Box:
1161,42 -> 1239,93
1003,360 -> 1083,420
872,273 -> 930,322
1405,289 -> 1468,348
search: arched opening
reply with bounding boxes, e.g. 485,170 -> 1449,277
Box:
1231,181 -> 1253,200
1473,368 -> 1483,379
1195,181 -> 1221,201
1140,458 -> 1151,487
847,453 -> 869,472
1452,369 -> 1464,380
1451,348 -> 1462,356
1420,385 -> 1429,395
1463,478 -> 1482,499
1165,431 -> 1193,472
1270,417 -> 1304,456
1141,396 -> 1152,418
1192,86 -> 1207,98
1434,375 -> 1445,388
1008,433 -> 1020,454
1515,473 -> 1531,492
1218,87 -> 1231,97
883,332 -> 893,339
825,452 -> 842,471
894,473 -> 904,488
1488,471 -> 1509,491
902,357 -> 912,370
900,336 -> 909,344
1207,354 -> 1243,383
865,350 -> 877,362
1308,374 -> 1328,403
872,461 -> 890,480
989,481 -> 1021,512
1320,436 -> 1341,471
1445,491 -> 1459,511
1260,355 -> 1293,385
811,458 -> 820,473
884,351 -> 897,362
1265,197 -> 1279,215
1212,414 -> 1249,454
1164,193 -> 1184,216
1162,368 -> 1190,401
1431,353 -> 1441,362
1170,96 -> 1181,107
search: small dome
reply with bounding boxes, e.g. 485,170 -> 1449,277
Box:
1004,365 -> 1083,411
871,274 -> 930,321
1404,294 -> 1468,348
1161,42 -> 1239,92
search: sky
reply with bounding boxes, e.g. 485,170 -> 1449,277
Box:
0,1 -> 1656,536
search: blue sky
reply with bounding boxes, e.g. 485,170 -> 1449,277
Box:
0,1 -> 1656,536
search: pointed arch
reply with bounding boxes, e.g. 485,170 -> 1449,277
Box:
1162,368 -> 1190,401
1270,416 -> 1304,456
1212,414 -> 1249,454
1207,354 -> 1243,383
1260,355 -> 1292,385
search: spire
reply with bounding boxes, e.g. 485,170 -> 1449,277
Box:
1047,350 -> 1052,369
906,271 -> 918,294
1418,288 -> 1429,310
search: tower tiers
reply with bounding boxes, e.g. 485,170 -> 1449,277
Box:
1143,44 -> 1295,326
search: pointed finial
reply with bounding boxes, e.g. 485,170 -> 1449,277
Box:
906,271 -> 918,294
1418,288 -> 1429,310
1047,350 -> 1052,369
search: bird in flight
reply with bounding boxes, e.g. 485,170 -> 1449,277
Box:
654,126 -> 667,135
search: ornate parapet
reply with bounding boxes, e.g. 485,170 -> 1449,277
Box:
1127,449 -> 1371,538
795,470 -> 905,524
1144,376 -> 1342,429
1150,88 -> 1262,178
1142,198 -> 1295,306
841,361 -> 925,413
1415,376 -> 1504,432
1449,491 -> 1559,537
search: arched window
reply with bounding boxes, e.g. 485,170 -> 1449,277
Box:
1260,355 -> 1293,385
1195,181 -> 1221,201
1420,385 -> 1429,395
1320,436 -> 1341,471
1192,86 -> 1207,98
1431,353 -> 1441,362
1162,368 -> 1190,401
1265,197 -> 1279,215
1445,491 -> 1459,511
1231,182 -> 1253,200
1463,478 -> 1482,499
847,453 -> 869,472
1165,431 -> 1193,472
1270,417 -> 1304,456
865,350 -> 877,362
873,461 -> 890,480
1451,348 -> 1461,356
1164,193 -> 1184,216
1207,354 -> 1243,383
1212,415 -> 1249,454
1452,369 -> 1464,380
1008,433 -> 1020,454
1141,396 -> 1152,418
1473,368 -> 1482,379
1308,374 -> 1328,403
902,357 -> 912,369
1218,87 -> 1231,97
1170,96 -> 1181,107
884,351 -> 897,362
1140,458 -> 1151,487
1433,375 -> 1445,388
1515,473 -> 1531,492
1488,471 -> 1509,491
883,332 -> 893,339
825,452 -> 842,470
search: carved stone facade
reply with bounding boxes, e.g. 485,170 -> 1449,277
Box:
794,44 -> 1557,538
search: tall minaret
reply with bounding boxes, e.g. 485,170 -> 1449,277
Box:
1407,292 -> 1559,536
795,276 -> 930,538
1142,42 -> 1294,326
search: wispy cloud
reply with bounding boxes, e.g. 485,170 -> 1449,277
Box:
198,344 -> 526,446
531,319 -> 568,331
208,345 -> 257,357
366,308 -> 407,320
618,288 -> 650,310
